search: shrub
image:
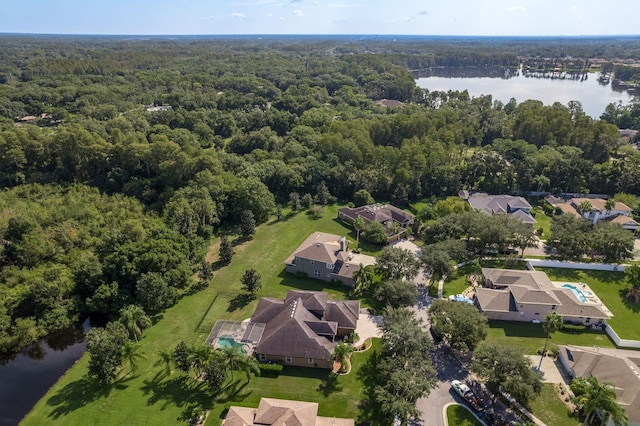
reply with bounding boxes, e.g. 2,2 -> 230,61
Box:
561,323 -> 586,332
345,331 -> 359,344
259,362 -> 283,377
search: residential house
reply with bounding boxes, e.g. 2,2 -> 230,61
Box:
463,192 -> 536,226
222,397 -> 355,426
285,232 -> 376,287
547,196 -> 638,231
337,204 -> 414,242
476,268 -> 611,324
558,345 -> 640,426
376,99 -> 404,107
250,290 -> 359,369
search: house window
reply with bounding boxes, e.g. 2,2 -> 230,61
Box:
586,318 -> 591,323
310,260 -> 314,265
520,312 -> 524,317
259,354 -> 266,361
534,313 -> 539,316
294,256 -> 300,263
326,263 -> 334,269
285,356 -> 292,363
314,270 -> 321,277
551,305 -> 557,310
308,358 -> 314,364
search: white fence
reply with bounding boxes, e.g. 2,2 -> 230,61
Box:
525,259 -> 626,272
603,322 -> 640,349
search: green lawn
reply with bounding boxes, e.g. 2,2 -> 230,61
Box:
538,268 -> 640,340
528,384 -> 580,426
22,205 -> 372,426
445,404 -> 483,426
487,321 -> 615,354
531,207 -> 553,240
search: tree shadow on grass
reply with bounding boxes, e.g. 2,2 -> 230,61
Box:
620,288 -> 640,313
356,349 -> 386,424
141,375 -> 211,411
215,379 -> 252,404
227,293 -> 253,312
45,377 -> 114,420
318,372 -> 343,396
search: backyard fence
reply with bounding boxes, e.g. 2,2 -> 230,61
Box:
603,322 -> 640,349
525,259 -> 626,272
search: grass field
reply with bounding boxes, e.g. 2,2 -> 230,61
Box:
538,268 -> 640,340
531,207 -> 553,240
445,404 -> 483,426
528,384 -> 580,426
486,320 -> 615,354
22,205 -> 374,426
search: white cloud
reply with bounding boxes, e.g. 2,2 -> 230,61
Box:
267,13 -> 273,17
506,6 -> 526,12
231,12 -> 246,18
571,5 -> 579,10
292,9 -> 304,16
279,16 -> 286,20
418,10 -> 429,16
383,19 -> 396,23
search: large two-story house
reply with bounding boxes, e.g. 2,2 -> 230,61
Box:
285,232 -> 375,287
462,192 -> 536,226
337,203 -> 414,242
548,196 -> 639,231
250,290 -> 359,369
475,268 -> 611,325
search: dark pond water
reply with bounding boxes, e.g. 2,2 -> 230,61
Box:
415,68 -> 635,118
0,323 -> 87,426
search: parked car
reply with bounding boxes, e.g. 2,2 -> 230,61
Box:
451,380 -> 484,412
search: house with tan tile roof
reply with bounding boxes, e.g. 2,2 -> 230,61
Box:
546,196 -> 638,231
463,193 -> 537,226
337,204 -> 414,242
222,397 -> 354,426
250,290 -> 359,369
285,232 -> 375,287
476,268 -> 611,324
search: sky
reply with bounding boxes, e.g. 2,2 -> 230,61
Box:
2,0 -> 640,36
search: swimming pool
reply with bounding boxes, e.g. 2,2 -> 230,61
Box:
217,334 -> 250,353
562,284 -> 588,303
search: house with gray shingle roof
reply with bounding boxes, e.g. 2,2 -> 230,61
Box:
285,232 -> 375,287
338,204 -> 414,242
250,290 -> 359,369
557,345 -> 640,425
465,193 -> 536,226
476,268 -> 611,324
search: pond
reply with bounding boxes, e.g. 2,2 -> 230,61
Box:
0,322 -> 87,426
415,67 -> 635,118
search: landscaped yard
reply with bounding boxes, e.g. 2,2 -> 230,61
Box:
487,320 -> 615,354
446,404 -> 483,426
22,205 -> 374,426
538,268 -> 640,340
528,384 -> 580,426
531,207 -> 553,240
443,259 -> 528,298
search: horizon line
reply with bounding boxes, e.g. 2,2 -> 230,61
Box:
2,32 -> 640,38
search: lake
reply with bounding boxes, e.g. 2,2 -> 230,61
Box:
0,323 -> 87,426
415,69 -> 635,118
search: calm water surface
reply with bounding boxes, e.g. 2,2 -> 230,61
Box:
0,324 -> 86,426
416,72 -> 635,118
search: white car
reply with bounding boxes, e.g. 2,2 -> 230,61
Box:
451,380 -> 471,398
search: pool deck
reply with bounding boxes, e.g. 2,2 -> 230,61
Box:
551,281 -> 612,316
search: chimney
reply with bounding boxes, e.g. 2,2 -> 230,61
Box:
339,236 -> 347,252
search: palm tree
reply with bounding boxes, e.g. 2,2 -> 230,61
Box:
238,354 -> 260,383
119,305 -> 151,342
352,264 -> 374,296
571,375 -> 627,426
577,200 -> 593,217
625,265 -> 640,304
353,216 -> 366,248
333,341 -> 354,374
187,345 -> 214,379
219,346 -> 246,381
154,349 -> 174,376
537,311 -> 563,370
121,341 -> 146,375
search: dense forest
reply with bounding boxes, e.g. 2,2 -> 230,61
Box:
1,35 -> 640,360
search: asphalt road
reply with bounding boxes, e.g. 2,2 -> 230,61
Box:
412,288 -> 523,426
